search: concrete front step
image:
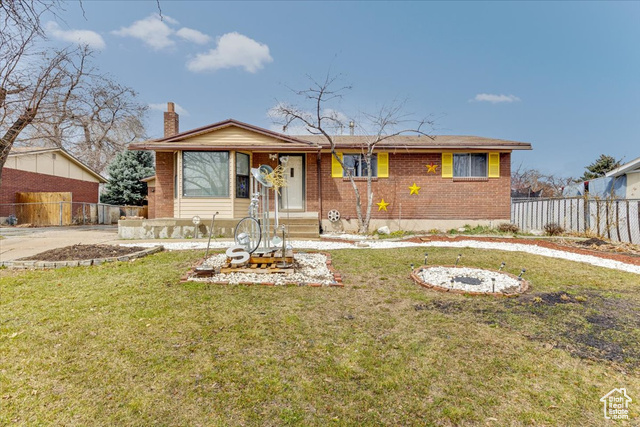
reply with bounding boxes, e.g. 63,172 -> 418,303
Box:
286,231 -> 321,239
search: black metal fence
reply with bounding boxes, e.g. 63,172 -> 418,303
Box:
511,197 -> 640,244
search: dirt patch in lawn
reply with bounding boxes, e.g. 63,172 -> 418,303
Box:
418,289 -> 640,368
18,244 -> 147,261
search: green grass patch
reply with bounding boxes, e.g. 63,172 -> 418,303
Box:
1,248 -> 639,425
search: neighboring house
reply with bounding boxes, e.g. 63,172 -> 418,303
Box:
562,156 -> 639,199
0,147 -> 106,219
606,155 -> 640,199
129,102 -> 531,233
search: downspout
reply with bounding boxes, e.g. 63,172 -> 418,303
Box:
317,150 -> 323,231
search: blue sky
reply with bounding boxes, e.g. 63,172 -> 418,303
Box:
43,1 -> 639,178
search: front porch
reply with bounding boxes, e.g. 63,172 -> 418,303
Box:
117,212 -> 320,240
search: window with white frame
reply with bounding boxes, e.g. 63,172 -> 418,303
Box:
343,153 -> 378,177
453,153 -> 488,177
182,151 -> 229,197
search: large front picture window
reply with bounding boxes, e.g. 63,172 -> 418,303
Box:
182,151 -> 229,197
343,154 -> 377,177
454,153 -> 487,177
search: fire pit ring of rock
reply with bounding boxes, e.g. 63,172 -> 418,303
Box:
410,265 -> 529,297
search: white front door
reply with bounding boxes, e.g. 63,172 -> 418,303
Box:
280,155 -> 304,210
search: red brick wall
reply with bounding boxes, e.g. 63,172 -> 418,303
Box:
0,168 -> 100,216
149,150 -> 511,221
154,152 -> 174,218
147,187 -> 156,219
319,152 -> 511,220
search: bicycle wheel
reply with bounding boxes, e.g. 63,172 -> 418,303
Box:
234,217 -> 261,254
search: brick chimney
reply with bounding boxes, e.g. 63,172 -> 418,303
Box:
164,102 -> 179,137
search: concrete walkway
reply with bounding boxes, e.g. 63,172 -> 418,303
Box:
0,226 -> 122,262
0,225 -> 231,262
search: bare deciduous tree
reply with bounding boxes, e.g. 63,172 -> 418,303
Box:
1,0 -> 73,185
272,74 -> 434,233
511,165 -> 574,198
20,47 -> 147,172
1,1 -> 147,182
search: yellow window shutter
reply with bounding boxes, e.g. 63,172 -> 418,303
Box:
442,153 -> 453,178
378,152 -> 389,177
331,152 -> 343,177
488,152 -> 500,178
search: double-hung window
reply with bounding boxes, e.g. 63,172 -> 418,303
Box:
343,153 -> 378,177
453,153 -> 488,177
182,151 -> 229,197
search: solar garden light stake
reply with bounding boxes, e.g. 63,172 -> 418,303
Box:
518,268 -> 527,280
499,262 -> 506,271
424,253 -> 428,265
455,254 -> 462,266
491,277 -> 496,293
410,263 -> 414,271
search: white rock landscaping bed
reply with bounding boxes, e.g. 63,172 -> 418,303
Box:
414,266 -> 526,294
121,238 -> 640,275
188,252 -> 336,286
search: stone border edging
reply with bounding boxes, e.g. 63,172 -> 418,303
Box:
1,246 -> 164,269
181,251 -> 343,287
410,265 -> 530,297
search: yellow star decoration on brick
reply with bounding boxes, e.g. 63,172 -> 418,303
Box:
426,163 -> 439,174
409,183 -> 420,195
377,199 -> 390,211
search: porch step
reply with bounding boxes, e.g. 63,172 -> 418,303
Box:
277,217 -> 320,238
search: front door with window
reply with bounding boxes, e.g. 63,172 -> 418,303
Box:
280,154 -> 304,210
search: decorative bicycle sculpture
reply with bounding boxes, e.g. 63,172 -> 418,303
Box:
233,159 -> 289,255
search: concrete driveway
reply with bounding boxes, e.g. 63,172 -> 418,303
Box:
0,225 -> 120,262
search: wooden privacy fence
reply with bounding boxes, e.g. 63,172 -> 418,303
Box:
2,199 -> 147,226
511,197 -> 640,244
15,192 -> 72,226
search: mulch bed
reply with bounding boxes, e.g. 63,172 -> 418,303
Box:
406,235 -> 640,267
18,244 -> 147,262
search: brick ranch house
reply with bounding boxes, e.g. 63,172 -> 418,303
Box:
0,147 -> 106,222
125,102 -> 531,237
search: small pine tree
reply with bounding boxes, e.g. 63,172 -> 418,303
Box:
580,154 -> 622,181
100,150 -> 154,205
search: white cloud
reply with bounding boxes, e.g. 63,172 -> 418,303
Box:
45,21 -> 106,49
112,14 -> 176,50
472,93 -> 521,104
187,32 -> 273,73
149,102 -> 190,116
176,27 -> 211,45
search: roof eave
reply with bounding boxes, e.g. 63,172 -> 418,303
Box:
319,144 -> 532,151
129,143 -> 320,152
605,156 -> 640,177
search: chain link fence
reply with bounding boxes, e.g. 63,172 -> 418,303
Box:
511,197 -> 640,244
0,202 -> 147,226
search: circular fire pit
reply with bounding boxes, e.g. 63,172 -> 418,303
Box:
411,266 -> 529,296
